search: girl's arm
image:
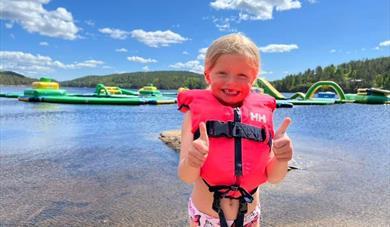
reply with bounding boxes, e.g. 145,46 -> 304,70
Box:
177,111 -> 201,184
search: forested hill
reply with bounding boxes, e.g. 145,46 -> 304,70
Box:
2,57 -> 389,92
61,71 -> 206,89
0,71 -> 35,85
272,57 -> 390,93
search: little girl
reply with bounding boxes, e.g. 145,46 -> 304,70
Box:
178,33 -> 293,227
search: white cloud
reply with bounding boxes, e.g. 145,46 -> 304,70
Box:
170,48 -> 207,74
212,16 -> 238,32
0,51 -> 104,75
99,27 -> 130,40
0,0 -> 79,40
329,49 -> 336,53
69,60 -> 104,69
39,42 -> 49,46
85,20 -> 95,26
5,22 -> 13,29
170,60 -> 204,74
210,0 -> 301,20
182,51 -> 189,55
379,40 -> 390,47
197,48 -> 208,60
127,56 -> 157,64
259,44 -> 298,53
130,29 -> 188,47
116,48 -> 128,53
307,0 -> 317,3
142,66 -> 150,71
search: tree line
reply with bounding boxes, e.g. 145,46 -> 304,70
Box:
1,57 -> 389,92
0,71 -> 206,89
271,57 -> 390,93
0,71 -> 35,85
60,71 -> 206,89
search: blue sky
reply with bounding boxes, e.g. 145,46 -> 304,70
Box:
1,0 -> 389,81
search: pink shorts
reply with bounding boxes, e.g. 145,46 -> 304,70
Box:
188,198 -> 260,227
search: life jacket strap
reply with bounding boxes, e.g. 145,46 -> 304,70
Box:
194,120 -> 267,142
204,180 -> 255,227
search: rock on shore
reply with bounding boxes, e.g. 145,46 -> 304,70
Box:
159,130 -> 181,152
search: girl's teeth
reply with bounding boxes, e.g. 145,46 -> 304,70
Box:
223,90 -> 238,95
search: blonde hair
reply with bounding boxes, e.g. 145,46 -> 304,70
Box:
204,33 -> 260,75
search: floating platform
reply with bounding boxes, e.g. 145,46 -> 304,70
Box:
18,94 -> 176,105
0,92 -> 23,98
345,93 -> 389,104
287,99 -> 336,105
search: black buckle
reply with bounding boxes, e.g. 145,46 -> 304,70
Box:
231,123 -> 242,137
207,121 -> 230,137
230,185 -> 239,191
243,194 -> 253,203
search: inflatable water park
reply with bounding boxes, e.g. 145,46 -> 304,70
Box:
0,78 -> 176,105
1,77 -> 389,107
254,78 -> 390,105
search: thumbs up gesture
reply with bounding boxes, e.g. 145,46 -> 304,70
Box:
187,122 -> 209,168
272,117 -> 293,162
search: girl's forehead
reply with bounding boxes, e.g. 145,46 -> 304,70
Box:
213,54 -> 258,72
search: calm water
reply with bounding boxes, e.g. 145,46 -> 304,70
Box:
1,86 -> 389,226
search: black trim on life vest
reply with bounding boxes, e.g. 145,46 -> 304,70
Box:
204,179 -> 254,227
268,130 -> 273,148
178,104 -> 190,111
234,107 -> 243,177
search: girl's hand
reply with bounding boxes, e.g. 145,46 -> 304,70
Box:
272,118 -> 293,162
187,122 -> 209,168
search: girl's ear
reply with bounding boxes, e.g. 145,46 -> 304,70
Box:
204,72 -> 211,84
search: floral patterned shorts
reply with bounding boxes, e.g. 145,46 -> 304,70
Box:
188,198 -> 260,227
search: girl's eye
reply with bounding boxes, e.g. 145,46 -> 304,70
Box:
216,72 -> 228,79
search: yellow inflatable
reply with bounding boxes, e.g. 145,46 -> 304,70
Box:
32,81 -> 59,90
178,87 -> 189,93
106,87 -> 122,94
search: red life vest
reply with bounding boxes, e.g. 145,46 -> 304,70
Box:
178,89 -> 276,197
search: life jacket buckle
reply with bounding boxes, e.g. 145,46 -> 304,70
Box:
231,123 -> 243,137
243,195 -> 254,203
230,185 -> 239,191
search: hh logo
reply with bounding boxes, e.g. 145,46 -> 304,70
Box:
250,112 -> 267,123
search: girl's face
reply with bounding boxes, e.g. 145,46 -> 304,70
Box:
205,54 -> 257,107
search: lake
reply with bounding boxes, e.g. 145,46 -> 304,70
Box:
1,86 -> 389,226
